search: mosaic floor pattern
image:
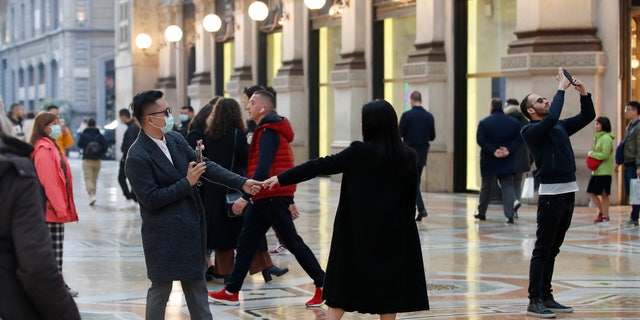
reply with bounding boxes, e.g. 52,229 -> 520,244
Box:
57,160 -> 640,319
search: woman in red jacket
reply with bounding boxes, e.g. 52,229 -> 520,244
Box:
29,112 -> 79,297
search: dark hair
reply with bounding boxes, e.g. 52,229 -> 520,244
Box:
243,85 -> 266,99
46,105 -> 59,111
9,103 -> 23,112
627,101 -> 640,113
410,91 -> 422,102
596,116 -> 611,133
188,104 -> 213,132
181,105 -> 194,113
253,90 -> 276,110
119,108 -> 131,118
491,97 -> 502,112
30,112 -> 58,145
520,93 -> 533,119
26,112 -> 35,119
208,96 -> 221,106
130,90 -> 164,124
506,98 -> 519,106
87,118 -> 96,127
207,98 -> 246,139
361,99 -> 415,175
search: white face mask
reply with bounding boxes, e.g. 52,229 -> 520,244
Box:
150,113 -> 175,134
49,124 -> 62,139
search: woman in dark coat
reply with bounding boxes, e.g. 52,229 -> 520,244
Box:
200,98 -> 287,282
264,100 -> 429,319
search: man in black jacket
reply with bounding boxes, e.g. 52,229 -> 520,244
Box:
0,128 -> 81,320
77,118 -> 108,205
118,108 -> 140,202
399,91 -> 436,221
520,68 -> 595,318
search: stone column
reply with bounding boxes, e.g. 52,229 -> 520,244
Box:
226,0 -> 254,102
156,3 -> 182,113
273,0 -> 307,162
403,0 -> 450,192
501,0 -> 604,205
330,0 -> 368,154
188,0 -> 214,111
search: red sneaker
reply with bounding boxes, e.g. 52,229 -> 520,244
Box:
208,287 -> 240,306
305,287 -> 325,307
593,213 -> 604,223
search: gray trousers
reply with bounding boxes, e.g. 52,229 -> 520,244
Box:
477,174 -> 516,219
146,279 -> 212,320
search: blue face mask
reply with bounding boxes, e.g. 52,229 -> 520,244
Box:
179,114 -> 189,123
49,124 -> 62,139
160,113 -> 174,134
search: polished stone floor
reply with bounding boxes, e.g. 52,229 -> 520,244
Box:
60,159 -> 640,319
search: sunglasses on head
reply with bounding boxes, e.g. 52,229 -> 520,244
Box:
146,107 -> 171,117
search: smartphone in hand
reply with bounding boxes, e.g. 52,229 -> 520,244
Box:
195,139 -> 203,163
562,69 -> 576,86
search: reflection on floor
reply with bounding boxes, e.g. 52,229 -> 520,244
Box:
59,160 -> 639,319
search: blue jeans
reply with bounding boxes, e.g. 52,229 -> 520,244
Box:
528,192 -> 574,300
623,164 -> 640,221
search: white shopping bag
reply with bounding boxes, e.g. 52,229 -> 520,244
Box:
630,178 -> 640,205
522,176 -> 535,199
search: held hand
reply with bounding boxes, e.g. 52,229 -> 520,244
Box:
263,176 -> 280,190
242,179 -> 262,195
232,198 -> 248,215
289,203 -> 300,220
615,164 -> 620,174
187,161 -> 206,186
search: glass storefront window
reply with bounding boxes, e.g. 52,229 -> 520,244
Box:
383,15 -> 416,116
318,26 -> 340,157
223,41 -> 234,97
466,0 -> 516,191
266,32 -> 282,87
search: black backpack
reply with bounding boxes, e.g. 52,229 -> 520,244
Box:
84,141 -> 103,159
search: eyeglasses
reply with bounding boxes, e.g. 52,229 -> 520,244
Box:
529,97 -> 547,108
146,108 -> 171,117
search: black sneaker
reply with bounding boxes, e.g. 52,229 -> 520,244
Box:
473,211 -> 486,221
527,298 -> 555,318
506,217 -> 515,224
542,298 -> 573,313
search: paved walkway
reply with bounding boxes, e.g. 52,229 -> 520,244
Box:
60,159 -> 640,319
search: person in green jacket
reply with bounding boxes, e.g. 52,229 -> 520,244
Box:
587,116 -> 615,223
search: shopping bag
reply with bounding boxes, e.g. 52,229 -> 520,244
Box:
630,178 -> 640,205
522,176 -> 535,199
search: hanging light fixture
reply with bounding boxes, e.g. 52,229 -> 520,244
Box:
135,33 -> 152,49
164,25 -> 183,43
248,1 -> 269,21
304,0 -> 326,10
203,14 -> 222,33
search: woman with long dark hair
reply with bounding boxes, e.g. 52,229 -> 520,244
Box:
200,98 -> 288,282
264,99 -> 429,319
30,112 -> 80,297
587,116 -> 614,223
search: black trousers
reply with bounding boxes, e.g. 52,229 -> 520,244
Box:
528,192 -> 574,300
226,197 -> 325,292
118,159 -> 135,200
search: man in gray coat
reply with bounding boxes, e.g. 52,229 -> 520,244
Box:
125,90 -> 261,320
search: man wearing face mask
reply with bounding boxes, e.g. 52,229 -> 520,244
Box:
178,105 -> 194,137
124,90 -> 263,320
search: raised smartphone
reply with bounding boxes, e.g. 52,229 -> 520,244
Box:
195,139 -> 203,163
562,69 -> 576,86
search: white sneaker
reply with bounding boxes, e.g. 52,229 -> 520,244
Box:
88,195 -> 96,206
268,244 -> 288,255
513,200 -> 521,211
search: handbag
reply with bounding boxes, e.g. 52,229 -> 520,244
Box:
630,178 -> 640,205
585,155 -> 603,171
226,128 -> 248,218
522,171 -> 535,199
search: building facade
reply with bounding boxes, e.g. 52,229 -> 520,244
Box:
0,0 -> 115,131
116,0 -> 633,204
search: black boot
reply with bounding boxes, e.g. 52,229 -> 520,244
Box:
415,209 -> 427,221
262,265 -> 289,282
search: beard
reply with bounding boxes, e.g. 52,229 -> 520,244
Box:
534,106 -> 548,117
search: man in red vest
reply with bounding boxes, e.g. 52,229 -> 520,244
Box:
208,90 -> 326,307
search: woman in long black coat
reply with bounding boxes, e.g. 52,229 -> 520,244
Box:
201,98 -> 286,281
264,100 -> 429,319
